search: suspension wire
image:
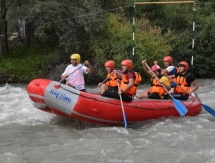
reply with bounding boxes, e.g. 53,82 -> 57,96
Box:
132,1 -> 194,56
135,1 -> 194,4
43,5 -> 132,25
12,1 -> 215,59
35,1 -> 213,59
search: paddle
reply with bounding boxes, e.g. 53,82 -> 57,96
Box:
58,64 -> 84,83
164,74 -> 215,116
93,77 -> 110,92
94,70 -> 122,92
201,104 -> 215,116
145,63 -> 188,116
117,82 -> 128,131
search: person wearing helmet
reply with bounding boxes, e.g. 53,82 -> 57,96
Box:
97,60 -> 123,95
162,56 -> 177,75
61,53 -> 93,92
166,61 -> 198,100
101,59 -> 141,102
136,60 -> 171,99
162,56 -> 178,93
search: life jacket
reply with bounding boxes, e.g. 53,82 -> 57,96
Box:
105,72 -> 118,87
120,70 -> 142,96
148,75 -> 167,96
174,72 -> 191,94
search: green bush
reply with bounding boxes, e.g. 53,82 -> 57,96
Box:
0,46 -> 59,82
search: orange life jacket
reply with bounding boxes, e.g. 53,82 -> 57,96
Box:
174,73 -> 191,94
120,70 -> 142,96
148,76 -> 167,96
105,72 -> 118,87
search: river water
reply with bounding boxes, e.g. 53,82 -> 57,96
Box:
0,79 -> 215,163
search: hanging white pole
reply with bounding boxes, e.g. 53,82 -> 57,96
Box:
191,5 -> 196,66
133,0 -> 194,58
132,2 -> 136,55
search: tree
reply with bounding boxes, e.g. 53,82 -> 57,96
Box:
191,5 -> 215,77
132,1 -> 215,77
91,13 -> 171,81
0,0 -> 12,61
0,11 -> 2,61
9,0 -> 104,61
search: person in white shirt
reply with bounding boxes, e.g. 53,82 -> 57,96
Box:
162,56 -> 177,93
61,53 -> 93,92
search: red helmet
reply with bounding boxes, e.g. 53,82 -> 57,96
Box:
178,61 -> 189,71
163,56 -> 173,64
104,60 -> 115,69
151,65 -> 160,72
121,59 -> 133,69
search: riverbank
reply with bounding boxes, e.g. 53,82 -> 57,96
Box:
0,46 -> 59,84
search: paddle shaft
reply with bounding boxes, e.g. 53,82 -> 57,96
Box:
93,77 -> 110,92
59,64 -> 84,83
164,74 -> 199,100
145,63 -> 188,116
164,74 -> 215,116
117,82 -> 128,131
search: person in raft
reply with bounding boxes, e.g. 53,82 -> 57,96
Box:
136,60 -> 171,99
97,60 -> 123,95
61,53 -> 93,92
163,61 -> 199,100
101,59 -> 141,102
162,56 -> 178,93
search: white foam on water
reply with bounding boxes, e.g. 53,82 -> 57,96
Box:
1,80 -> 215,163
0,83 -> 53,127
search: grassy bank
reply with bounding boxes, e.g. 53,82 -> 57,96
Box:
0,46 -> 59,83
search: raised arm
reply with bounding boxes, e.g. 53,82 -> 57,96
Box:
142,60 -> 153,76
84,60 -> 93,73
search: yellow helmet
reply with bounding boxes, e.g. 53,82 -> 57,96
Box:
70,53 -> 81,63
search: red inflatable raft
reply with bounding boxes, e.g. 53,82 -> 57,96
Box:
27,79 -> 202,126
